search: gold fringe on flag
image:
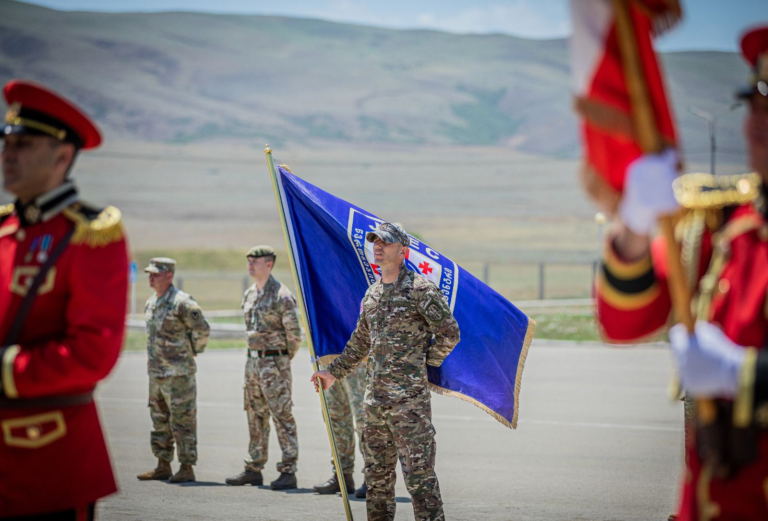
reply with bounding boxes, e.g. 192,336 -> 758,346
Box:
579,162 -> 622,215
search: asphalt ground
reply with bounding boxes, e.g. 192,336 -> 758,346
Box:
96,341 -> 684,521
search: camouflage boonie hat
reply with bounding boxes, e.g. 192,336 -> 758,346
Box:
144,257 -> 176,274
366,222 -> 410,247
246,245 -> 276,259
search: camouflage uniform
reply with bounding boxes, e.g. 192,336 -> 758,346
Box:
145,259 -> 210,466
328,263 -> 460,521
242,274 -> 302,474
323,363 -> 367,475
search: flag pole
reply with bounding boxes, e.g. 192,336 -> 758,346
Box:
612,0 -> 715,422
264,145 -> 355,520
612,0 -> 693,331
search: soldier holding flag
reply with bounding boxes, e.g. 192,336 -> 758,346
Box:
312,222 -> 460,521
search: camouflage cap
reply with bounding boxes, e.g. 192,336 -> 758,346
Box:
246,245 -> 276,259
144,257 -> 176,274
365,222 -> 410,247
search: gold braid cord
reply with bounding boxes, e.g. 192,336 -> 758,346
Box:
63,205 -> 124,247
0,203 -> 13,218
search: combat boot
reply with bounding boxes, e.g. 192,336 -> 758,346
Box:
137,458 -> 172,481
270,472 -> 297,490
169,463 -> 196,483
313,473 -> 354,494
355,481 -> 368,498
225,469 -> 264,486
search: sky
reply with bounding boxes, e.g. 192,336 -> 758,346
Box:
19,0 -> 768,52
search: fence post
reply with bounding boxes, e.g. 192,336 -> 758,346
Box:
483,263 -> 490,285
243,276 -> 250,294
176,276 -> 183,291
592,260 -> 599,297
538,262 -> 545,300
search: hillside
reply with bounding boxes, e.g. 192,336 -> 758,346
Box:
0,0 -> 751,159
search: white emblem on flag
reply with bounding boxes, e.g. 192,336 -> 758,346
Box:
346,208 -> 458,311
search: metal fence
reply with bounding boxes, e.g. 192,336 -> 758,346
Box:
128,261 -> 599,315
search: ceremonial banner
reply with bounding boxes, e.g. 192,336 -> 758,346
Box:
272,160 -> 534,429
570,0 -> 680,210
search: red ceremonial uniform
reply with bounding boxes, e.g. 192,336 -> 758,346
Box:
599,23 -> 768,520
0,80 -> 128,518
598,202 -> 768,520
0,192 -> 129,517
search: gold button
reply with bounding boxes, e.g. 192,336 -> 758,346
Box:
718,279 -> 730,294
15,229 -> 25,241
26,426 -> 41,440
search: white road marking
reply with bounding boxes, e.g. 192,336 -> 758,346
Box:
98,397 -> 681,432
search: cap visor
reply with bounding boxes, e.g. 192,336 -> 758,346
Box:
144,267 -> 160,273
736,86 -> 756,99
366,231 -> 382,243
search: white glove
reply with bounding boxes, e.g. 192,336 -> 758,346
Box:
619,148 -> 679,235
669,321 -> 747,398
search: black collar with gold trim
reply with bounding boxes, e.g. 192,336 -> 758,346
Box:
15,181 -> 79,227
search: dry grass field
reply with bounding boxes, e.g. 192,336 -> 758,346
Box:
0,0 -> 753,320
27,140 -> 743,311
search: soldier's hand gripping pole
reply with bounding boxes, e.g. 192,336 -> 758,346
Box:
265,145 -> 355,521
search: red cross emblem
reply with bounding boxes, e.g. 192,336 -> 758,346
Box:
419,261 -> 433,275
372,264 -> 381,275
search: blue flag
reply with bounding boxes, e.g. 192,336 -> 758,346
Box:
272,157 -> 535,429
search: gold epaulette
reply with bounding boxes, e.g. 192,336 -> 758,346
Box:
673,172 -> 761,210
63,205 -> 124,247
0,203 -> 13,218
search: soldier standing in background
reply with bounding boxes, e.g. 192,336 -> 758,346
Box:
312,222 -> 460,521
0,80 -> 129,520
313,363 -> 368,496
225,245 -> 302,491
137,257 -> 210,484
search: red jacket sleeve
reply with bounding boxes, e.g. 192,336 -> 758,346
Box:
596,230 -> 713,343
596,235 -> 671,343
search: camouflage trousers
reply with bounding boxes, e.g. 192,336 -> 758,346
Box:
244,355 -> 298,473
148,374 -> 197,465
323,363 -> 366,474
362,400 -> 443,521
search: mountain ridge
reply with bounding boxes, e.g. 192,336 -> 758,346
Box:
0,0 -> 750,159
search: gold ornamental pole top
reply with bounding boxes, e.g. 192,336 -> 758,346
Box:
673,172 -> 761,210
